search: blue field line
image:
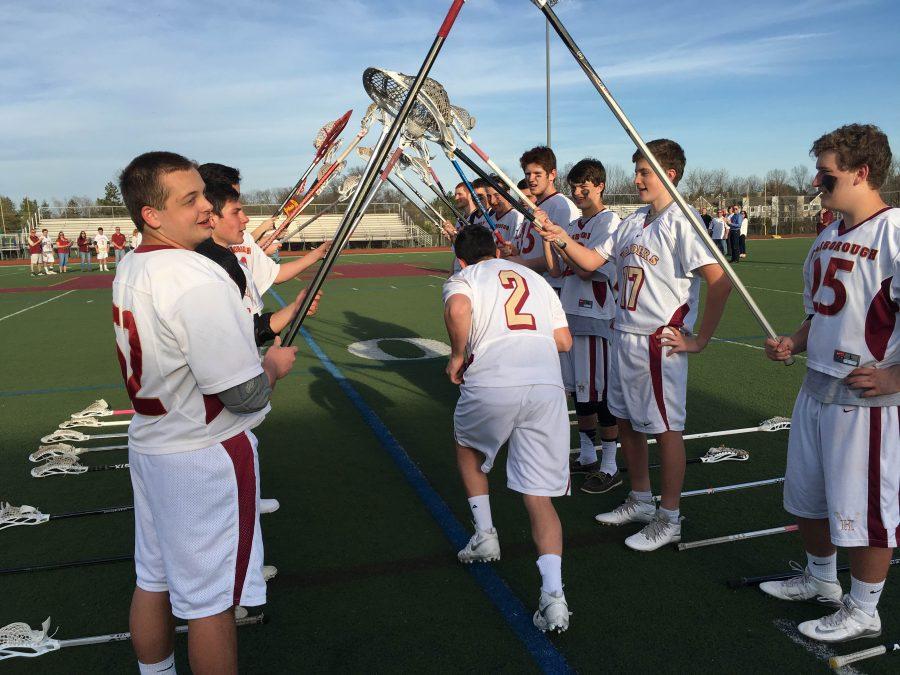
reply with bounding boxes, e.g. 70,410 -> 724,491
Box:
268,289 -> 572,674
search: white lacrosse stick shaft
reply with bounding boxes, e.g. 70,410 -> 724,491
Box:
41,429 -> 128,444
654,477 -> 784,502
70,400 -> 134,419
677,524 -> 798,551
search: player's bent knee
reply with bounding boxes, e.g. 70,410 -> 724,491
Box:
573,400 -> 599,418
597,400 -> 616,427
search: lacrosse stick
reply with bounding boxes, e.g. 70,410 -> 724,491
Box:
260,103 -> 382,250
57,417 -> 130,430
396,153 -> 452,222
653,475 -> 782,502
0,554 -> 132,575
0,614 -> 265,660
532,0 -> 792,365
611,446 -> 749,473
727,557 -> 900,590
30,442 -> 127,462
677,524 -> 798,551
41,429 -> 127,444
278,174 -> 361,242
358,146 -> 444,228
31,455 -> 129,478
830,641 -> 900,670
271,109 -> 352,221
69,399 -> 133,419
402,150 -> 465,221
0,502 -> 132,531
281,1 -> 467,346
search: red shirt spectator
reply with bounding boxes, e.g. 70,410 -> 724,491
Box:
111,231 -> 127,250
77,233 -> 90,253
56,234 -> 71,252
816,208 -> 835,235
28,232 -> 41,254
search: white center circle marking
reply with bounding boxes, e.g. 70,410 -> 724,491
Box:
347,338 -> 451,361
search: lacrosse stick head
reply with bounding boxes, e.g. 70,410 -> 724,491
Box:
450,104 -> 476,133
338,174 -> 360,201
29,443 -> 78,462
760,416 -> 791,431
699,446 -> 750,463
317,161 -> 345,188
58,417 -> 103,429
362,68 -> 454,148
357,146 -> 373,160
0,618 -> 57,660
70,399 -> 110,419
41,429 -> 89,444
0,503 -> 50,530
313,110 -> 352,155
31,454 -> 88,478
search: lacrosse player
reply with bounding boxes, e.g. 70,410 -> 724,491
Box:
485,176 -> 524,244
536,139 -> 732,551
762,124 -> 899,642
115,151 -> 298,674
198,163 -> 330,300
94,227 -> 110,271
542,159 -> 622,493
40,228 -> 56,274
470,177 -> 494,229
445,181 -> 479,274
520,146 -> 581,294
444,225 -> 574,633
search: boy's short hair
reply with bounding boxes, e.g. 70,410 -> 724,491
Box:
455,181 -> 467,191
567,159 -> 607,196
811,123 -> 892,189
472,177 -> 490,191
204,176 -> 241,217
119,151 -> 197,232
454,224 -> 497,265
632,139 -> 686,185
517,178 -> 529,190
199,163 -> 241,188
519,146 -> 557,173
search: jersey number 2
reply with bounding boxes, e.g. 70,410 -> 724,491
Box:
112,305 -> 167,416
811,257 -> 854,316
499,270 -> 536,330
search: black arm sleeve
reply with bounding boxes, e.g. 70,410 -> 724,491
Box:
254,312 -> 277,346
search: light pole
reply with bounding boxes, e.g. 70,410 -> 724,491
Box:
545,0 -> 559,147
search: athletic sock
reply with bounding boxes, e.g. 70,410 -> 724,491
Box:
467,494 -> 493,532
806,552 -> 838,583
850,576 -> 884,616
578,429 -> 597,465
536,553 -> 563,595
658,506 -> 680,524
138,653 -> 176,674
599,439 -> 618,474
631,490 -> 653,504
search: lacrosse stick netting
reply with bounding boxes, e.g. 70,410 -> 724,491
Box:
0,503 -> 49,530
278,174 -> 362,242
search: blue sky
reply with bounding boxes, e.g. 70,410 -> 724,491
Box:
2,0 -> 899,202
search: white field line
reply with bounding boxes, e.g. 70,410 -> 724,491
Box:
773,618 -> 862,675
710,336 -> 808,360
0,290 -> 77,323
745,285 -> 803,296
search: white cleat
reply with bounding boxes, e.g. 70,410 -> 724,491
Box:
595,494 -> 656,526
263,564 -> 278,581
259,498 -> 280,514
798,595 -> 881,643
624,512 -> 682,552
759,565 -> 842,604
457,527 -> 500,563
533,590 -> 571,633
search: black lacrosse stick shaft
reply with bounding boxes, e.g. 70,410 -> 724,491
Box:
50,505 -> 134,521
0,553 -> 132,575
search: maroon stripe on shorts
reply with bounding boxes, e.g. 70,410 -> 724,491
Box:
866,407 -> 887,547
222,432 -> 256,605
648,331 -> 670,431
601,337 -> 609,401
588,335 -> 598,402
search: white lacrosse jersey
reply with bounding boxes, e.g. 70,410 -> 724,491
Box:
595,204 -> 717,335
560,209 -> 622,324
494,208 -> 525,244
514,219 -> 544,265
231,231 -> 279,297
443,258 -> 567,389
40,235 -> 52,253
94,234 -> 109,252
803,207 -> 900,377
536,192 -> 581,290
111,245 -> 267,455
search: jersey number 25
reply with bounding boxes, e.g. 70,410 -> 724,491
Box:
499,270 -> 536,330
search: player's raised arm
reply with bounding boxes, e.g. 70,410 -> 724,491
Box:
273,240 -> 331,283
535,212 -> 608,273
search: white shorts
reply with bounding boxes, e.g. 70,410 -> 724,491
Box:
42,253 -> 54,263
784,389 -> 900,548
97,249 -> 108,260
30,253 -> 41,264
130,430 -> 265,619
606,329 -> 687,434
454,384 -> 570,496
560,334 -> 608,403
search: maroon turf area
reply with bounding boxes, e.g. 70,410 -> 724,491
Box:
0,263 -> 449,293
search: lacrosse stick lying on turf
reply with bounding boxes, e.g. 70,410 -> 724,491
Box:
41,428 -> 127,444
57,417 -> 130,430
31,454 -> 129,478
277,174 -> 361,242
617,446 -> 749,473
1,498 -> 279,533
280,0 -> 468,348
30,442 -> 127,462
69,399 -> 133,419
677,524 -> 798,551
653,475 -> 782,502
830,639 -> 900,669
0,614 -> 265,660
727,557 -> 900,590
531,0 -> 792,365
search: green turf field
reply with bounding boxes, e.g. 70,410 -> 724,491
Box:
1,240 -> 895,673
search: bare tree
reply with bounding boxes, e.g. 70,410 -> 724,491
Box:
605,164 -> 636,195
765,168 -> 790,196
746,175 -> 764,194
790,165 -> 811,194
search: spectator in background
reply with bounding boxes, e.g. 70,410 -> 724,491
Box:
700,207 -> 712,234
40,228 -> 56,275
739,210 -> 749,258
710,209 -> 728,254
728,205 -> 742,263
55,231 -> 71,273
93,227 -> 110,271
28,228 -> 43,275
77,230 -> 92,271
130,227 -> 142,252
111,226 -> 127,266
816,207 -> 835,235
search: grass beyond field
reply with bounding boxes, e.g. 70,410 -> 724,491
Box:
0,240 -> 894,673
